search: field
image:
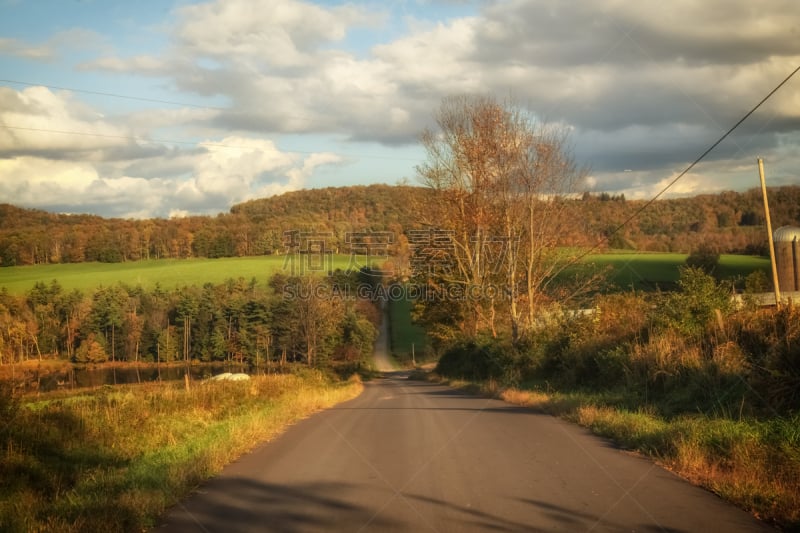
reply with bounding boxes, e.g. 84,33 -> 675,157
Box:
0,252 -> 771,296
588,252 -> 770,290
0,255 -> 368,294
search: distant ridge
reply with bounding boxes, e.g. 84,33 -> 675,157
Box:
2,184 -> 800,266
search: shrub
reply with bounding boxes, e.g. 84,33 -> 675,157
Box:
734,305 -> 800,413
686,245 -> 720,276
658,267 -> 733,338
435,338 -> 505,381
74,334 -> 108,363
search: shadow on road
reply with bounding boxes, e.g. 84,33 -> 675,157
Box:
155,478 -> 400,532
157,476 -> 691,532
515,498 -> 688,533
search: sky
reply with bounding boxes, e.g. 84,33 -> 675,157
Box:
0,0 -> 799,219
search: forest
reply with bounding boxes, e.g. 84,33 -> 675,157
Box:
0,270 -> 380,369
3,183 -> 800,267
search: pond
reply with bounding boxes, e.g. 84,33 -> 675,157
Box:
17,363 -> 275,393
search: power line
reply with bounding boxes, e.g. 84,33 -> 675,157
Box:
580,63 -> 800,261
1,78 -> 423,161
0,78 -> 228,111
1,124 -> 422,162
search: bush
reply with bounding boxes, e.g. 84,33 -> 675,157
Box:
658,266 -> 733,338
435,338 -> 505,381
686,245 -> 720,276
733,305 -> 800,413
74,334 -> 108,363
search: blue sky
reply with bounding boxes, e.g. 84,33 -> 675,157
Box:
1,0 -> 799,218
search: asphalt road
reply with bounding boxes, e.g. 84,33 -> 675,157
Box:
155,372 -> 772,532
372,304 -> 396,372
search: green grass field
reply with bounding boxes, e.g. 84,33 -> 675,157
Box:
387,295 -> 428,364
587,252 -> 770,290
0,255 -> 369,294
0,252 -> 771,295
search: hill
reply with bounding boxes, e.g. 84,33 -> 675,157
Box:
2,184 -> 800,267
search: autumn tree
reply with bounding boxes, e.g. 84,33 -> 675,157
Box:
417,95 -> 589,342
27,281 -> 62,356
58,289 -> 89,360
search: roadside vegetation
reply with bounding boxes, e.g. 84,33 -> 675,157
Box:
426,267 -> 800,529
0,368 -> 362,532
407,96 -> 799,529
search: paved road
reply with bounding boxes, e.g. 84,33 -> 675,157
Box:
155,373 -> 771,532
372,304 -> 396,372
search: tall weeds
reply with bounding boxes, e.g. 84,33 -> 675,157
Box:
0,370 -> 362,532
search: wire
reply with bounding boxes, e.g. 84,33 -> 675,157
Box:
0,78 -> 422,161
1,124 -> 422,161
578,63 -> 800,261
0,78 -> 228,111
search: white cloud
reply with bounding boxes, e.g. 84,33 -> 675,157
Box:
194,137 -> 343,201
0,157 -> 171,219
0,86 -> 132,156
87,54 -> 165,73
194,136 -> 296,196
0,28 -> 106,62
0,86 -> 346,218
0,37 -> 52,60
169,209 -> 190,219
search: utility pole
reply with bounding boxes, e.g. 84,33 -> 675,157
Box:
758,158 -> 781,306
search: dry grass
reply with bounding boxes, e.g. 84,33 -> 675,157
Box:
0,370 -> 362,532
498,386 -> 800,530
414,372 -> 799,530
0,359 -> 72,381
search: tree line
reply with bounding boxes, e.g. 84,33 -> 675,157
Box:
3,183 -> 800,267
0,270 -> 381,368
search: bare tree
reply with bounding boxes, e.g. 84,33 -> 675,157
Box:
417,95 -> 590,342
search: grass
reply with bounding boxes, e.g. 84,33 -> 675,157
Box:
417,374 -> 799,530
0,255 -> 370,294
569,406 -> 800,528
0,369 -> 363,532
0,252 -> 770,296
587,252 -> 769,290
387,295 -> 428,365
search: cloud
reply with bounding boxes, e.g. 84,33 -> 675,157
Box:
6,0 -> 800,216
83,1 -> 800,153
0,86 -> 346,218
0,86 -> 134,157
194,136 -> 295,196
174,0 -> 378,68
0,37 -> 53,60
0,156 -> 158,218
0,28 -> 106,61
0,142 -> 343,219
